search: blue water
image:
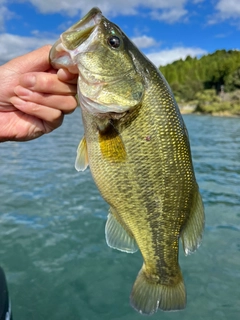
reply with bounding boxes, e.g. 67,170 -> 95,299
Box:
0,111 -> 240,319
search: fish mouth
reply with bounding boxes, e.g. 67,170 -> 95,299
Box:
49,7 -> 102,68
61,7 -> 102,50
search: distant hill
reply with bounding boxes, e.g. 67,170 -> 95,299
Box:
159,50 -> 240,116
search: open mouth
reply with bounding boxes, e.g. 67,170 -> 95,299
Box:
49,7 -> 102,69
61,7 -> 102,50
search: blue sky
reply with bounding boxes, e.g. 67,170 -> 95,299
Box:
0,0 -> 240,66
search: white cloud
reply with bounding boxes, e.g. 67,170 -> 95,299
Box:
0,1 -> 15,31
131,35 -> 158,48
0,33 -> 57,65
216,0 -> 240,19
209,0 -> 240,24
24,0 -> 187,21
146,47 -> 207,67
151,7 -> 187,23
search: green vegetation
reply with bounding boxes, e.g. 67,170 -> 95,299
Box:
159,50 -> 240,116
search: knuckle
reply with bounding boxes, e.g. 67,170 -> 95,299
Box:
39,74 -> 55,91
64,96 -> 78,114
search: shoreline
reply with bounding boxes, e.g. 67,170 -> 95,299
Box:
179,104 -> 240,117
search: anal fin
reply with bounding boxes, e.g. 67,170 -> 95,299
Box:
105,209 -> 138,253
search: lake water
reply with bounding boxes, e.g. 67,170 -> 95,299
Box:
0,111 -> 239,320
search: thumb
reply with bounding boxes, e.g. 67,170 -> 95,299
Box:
11,45 -> 52,73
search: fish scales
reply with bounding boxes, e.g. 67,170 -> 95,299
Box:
82,63 -> 195,280
49,7 -> 204,315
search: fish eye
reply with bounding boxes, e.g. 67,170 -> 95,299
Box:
108,36 -> 121,49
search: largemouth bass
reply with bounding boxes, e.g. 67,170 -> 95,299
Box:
50,7 -> 204,315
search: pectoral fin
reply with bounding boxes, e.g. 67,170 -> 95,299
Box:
75,136 -> 89,171
181,187 -> 205,255
98,124 -> 126,163
105,208 -> 138,253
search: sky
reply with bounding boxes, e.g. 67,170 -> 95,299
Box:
0,0 -> 240,67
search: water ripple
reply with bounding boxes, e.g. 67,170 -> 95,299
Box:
0,113 -> 240,319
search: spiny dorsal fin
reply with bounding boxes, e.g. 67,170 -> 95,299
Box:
105,208 -> 138,253
75,136 -> 89,171
98,123 -> 127,163
181,187 -> 205,255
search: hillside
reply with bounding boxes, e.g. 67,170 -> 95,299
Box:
159,50 -> 240,116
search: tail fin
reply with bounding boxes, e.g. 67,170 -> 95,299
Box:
130,267 -> 186,315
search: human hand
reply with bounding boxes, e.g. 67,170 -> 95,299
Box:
0,45 -> 78,142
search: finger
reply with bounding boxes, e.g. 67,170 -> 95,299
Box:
11,45 -> 52,73
9,96 -> 64,130
57,68 -> 78,83
47,68 -> 58,75
13,86 -> 78,114
18,72 -> 77,95
48,68 -> 78,83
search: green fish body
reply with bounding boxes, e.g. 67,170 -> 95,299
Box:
50,8 -> 204,315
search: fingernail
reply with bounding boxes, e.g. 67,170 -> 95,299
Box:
20,74 -> 36,88
10,96 -> 26,107
14,85 -> 31,97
